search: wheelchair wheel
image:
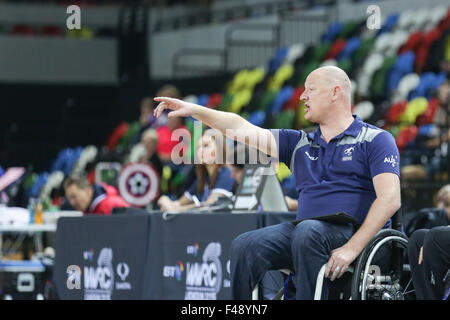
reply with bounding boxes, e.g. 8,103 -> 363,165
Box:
351,229 -> 414,300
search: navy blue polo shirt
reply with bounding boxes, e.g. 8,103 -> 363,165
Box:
271,115 -> 400,225
184,166 -> 235,203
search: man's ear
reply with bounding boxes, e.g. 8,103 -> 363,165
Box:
332,86 -> 341,102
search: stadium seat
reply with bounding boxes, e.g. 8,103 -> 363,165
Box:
228,69 -> 250,94
248,110 -> 266,127
337,36 -> 361,61
398,97 -> 428,125
259,90 -> 278,111
207,93 -> 223,108
396,125 -> 419,151
273,110 -> 295,129
373,32 -> 394,55
296,60 -> 320,86
321,22 -> 343,43
426,5 -> 449,31
385,29 -> 409,56
324,38 -> 347,61
354,101 -> 374,121
337,20 -> 359,39
269,86 -> 294,115
269,64 -> 294,91
284,43 -> 305,65
11,24 -> 35,36
386,51 -> 415,94
393,73 -> 420,103
183,94 -> 198,104
398,31 -> 424,55
218,93 -> 233,111
106,122 -> 129,151
397,10 -> 416,31
410,8 -> 431,32
284,86 -> 304,111
408,72 -> 447,100
377,13 -> 399,36
351,37 -> 375,64
269,47 -> 289,74
196,94 -> 209,107
416,97 -> 439,126
337,58 -> 352,74
40,25 -> 64,37
230,89 -> 252,114
370,55 -> 397,98
311,42 -> 332,63
385,100 -> 408,124
416,28 -> 442,69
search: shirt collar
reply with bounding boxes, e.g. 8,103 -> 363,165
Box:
309,115 -> 363,143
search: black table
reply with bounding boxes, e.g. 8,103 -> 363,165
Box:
53,211 -> 296,300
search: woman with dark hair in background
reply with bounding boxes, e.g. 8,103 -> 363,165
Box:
157,128 -> 235,212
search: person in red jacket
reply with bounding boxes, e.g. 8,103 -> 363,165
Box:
63,176 -> 130,215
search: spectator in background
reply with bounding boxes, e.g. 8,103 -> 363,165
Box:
63,176 -> 130,215
157,129 -> 235,212
408,225 -> 450,300
140,128 -> 164,177
154,84 -> 187,162
156,114 -> 186,162
131,97 -> 160,146
139,97 -> 159,129
437,184 -> 450,222
426,79 -> 450,149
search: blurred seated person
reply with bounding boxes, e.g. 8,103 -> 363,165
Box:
63,176 -> 130,215
140,128 -> 164,177
227,143 -> 299,211
156,112 -> 187,162
153,84 -> 182,127
408,225 -> 450,300
437,184 -> 450,222
157,129 -> 235,212
425,79 -> 450,150
405,184 -> 450,236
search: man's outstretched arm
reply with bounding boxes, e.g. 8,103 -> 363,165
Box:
154,97 -> 278,157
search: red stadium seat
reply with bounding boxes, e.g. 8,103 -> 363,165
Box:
40,25 -> 64,37
416,28 -> 441,69
324,39 -> 347,61
396,125 -> 418,152
207,93 -> 223,108
416,97 -> 439,126
284,86 -> 304,111
11,24 -> 35,36
385,100 -> 408,124
398,31 -> 424,55
106,122 -> 129,151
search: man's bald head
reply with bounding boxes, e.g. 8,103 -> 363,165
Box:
308,66 -> 352,100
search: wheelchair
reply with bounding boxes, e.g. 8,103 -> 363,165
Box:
253,211 -> 415,300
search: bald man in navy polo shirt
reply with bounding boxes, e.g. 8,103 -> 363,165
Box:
154,66 -> 401,300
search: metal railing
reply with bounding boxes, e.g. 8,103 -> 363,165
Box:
171,9 -> 330,77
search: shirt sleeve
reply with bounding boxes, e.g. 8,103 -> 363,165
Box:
210,167 -> 235,198
269,129 -> 304,168
184,180 -> 198,201
367,131 -> 400,178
